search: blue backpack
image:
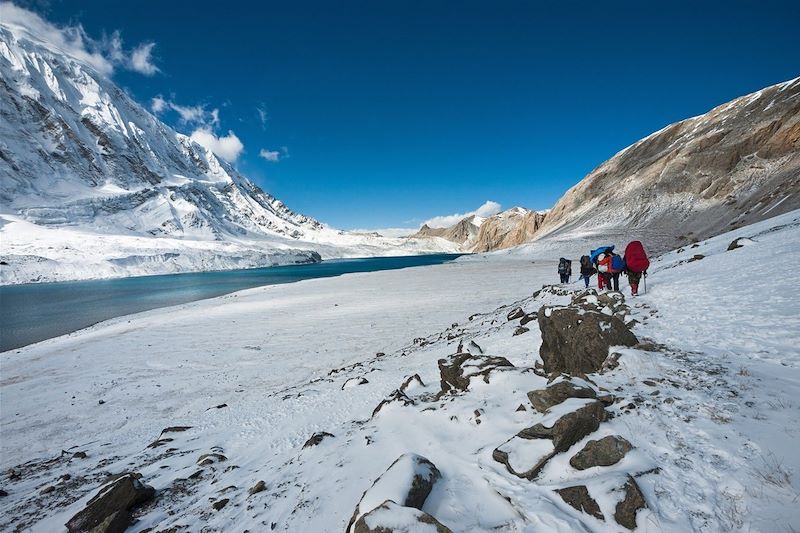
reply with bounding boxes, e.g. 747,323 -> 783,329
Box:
610,255 -> 626,273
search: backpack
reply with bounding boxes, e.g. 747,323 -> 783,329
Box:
558,258 -> 569,274
610,254 -> 626,273
580,255 -> 591,268
624,241 -> 650,273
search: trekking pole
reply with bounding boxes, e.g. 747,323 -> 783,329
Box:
643,272 -> 647,295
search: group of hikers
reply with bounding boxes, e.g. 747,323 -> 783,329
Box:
557,241 -> 650,296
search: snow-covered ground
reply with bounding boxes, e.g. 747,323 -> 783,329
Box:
1,210 -> 799,532
0,214 -> 458,284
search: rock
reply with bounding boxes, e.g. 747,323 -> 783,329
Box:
347,454 -> 441,533
65,473 -> 155,533
513,326 -> 529,336
556,485 -> 604,520
727,238 -> 744,250
372,389 -> 415,417
342,377 -> 369,390
687,254 -> 705,262
507,307 -> 525,321
41,485 -> 55,494
212,498 -> 229,511
519,400 -> 606,453
160,426 -> 192,435
493,400 -> 606,479
98,400 -> 105,405
465,340 -> 483,354
527,379 -> 597,413
437,353 -> 514,396
614,476 -> 647,529
538,305 -> 638,374
0,489 -> 7,497
248,480 -> 266,496
87,510 -> 132,533
302,432 -> 335,449
519,313 -> 538,326
399,374 -> 425,394
569,435 -> 633,470
196,453 -> 227,465
73,451 -> 88,459
515,404 -> 526,412
353,500 -> 452,533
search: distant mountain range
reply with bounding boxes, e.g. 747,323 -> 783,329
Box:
0,22 -> 453,283
1,14 -> 797,283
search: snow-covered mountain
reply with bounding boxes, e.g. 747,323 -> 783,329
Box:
410,207 -> 548,252
526,77 -> 800,254
0,21 -> 455,284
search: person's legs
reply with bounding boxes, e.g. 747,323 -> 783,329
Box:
584,275 -> 590,288
613,274 -> 620,291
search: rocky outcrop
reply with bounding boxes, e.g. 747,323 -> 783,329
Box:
569,435 -> 633,470
538,301 -> 638,374
471,208 -> 547,252
347,454 -> 441,533
493,400 -> 606,479
527,378 -> 602,413
303,432 -> 335,449
410,216 -> 481,244
556,485 -> 604,520
437,353 -> 514,396
353,500 -> 452,533
65,473 -> 155,533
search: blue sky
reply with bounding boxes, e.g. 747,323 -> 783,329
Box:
16,0 -> 800,229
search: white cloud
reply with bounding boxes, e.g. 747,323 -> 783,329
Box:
129,41 -> 159,75
424,200 -> 503,228
0,3 -> 160,77
256,105 -> 268,129
259,146 -> 288,162
150,95 -> 167,113
259,149 -> 280,162
189,128 -> 244,162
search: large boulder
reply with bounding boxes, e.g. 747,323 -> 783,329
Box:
538,305 -> 638,374
353,500 -> 452,533
66,473 -> 155,533
527,379 -> 597,413
437,353 -> 514,397
493,399 -> 606,480
519,400 -> 607,453
569,435 -> 633,470
556,485 -> 604,520
347,454 -> 441,533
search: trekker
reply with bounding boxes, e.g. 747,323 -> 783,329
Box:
596,252 -> 612,290
579,255 -> 595,288
558,257 -> 572,284
608,252 -> 625,291
623,240 -> 650,296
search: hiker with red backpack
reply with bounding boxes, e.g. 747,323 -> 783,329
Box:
623,240 -> 650,296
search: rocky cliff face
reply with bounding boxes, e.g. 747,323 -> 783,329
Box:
410,208 -> 548,252
410,215 -> 482,244
471,208 -> 547,252
529,77 -> 800,253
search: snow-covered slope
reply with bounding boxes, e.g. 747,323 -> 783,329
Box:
528,77 -> 800,255
0,21 -> 453,284
2,210 -> 797,531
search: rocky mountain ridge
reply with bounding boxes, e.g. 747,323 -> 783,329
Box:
526,76 -> 800,254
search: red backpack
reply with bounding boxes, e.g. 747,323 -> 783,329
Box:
624,241 -> 650,273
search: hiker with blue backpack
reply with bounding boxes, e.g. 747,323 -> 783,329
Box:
590,245 -> 625,291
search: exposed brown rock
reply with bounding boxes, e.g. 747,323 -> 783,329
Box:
569,435 -> 633,470
556,485 -> 604,520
